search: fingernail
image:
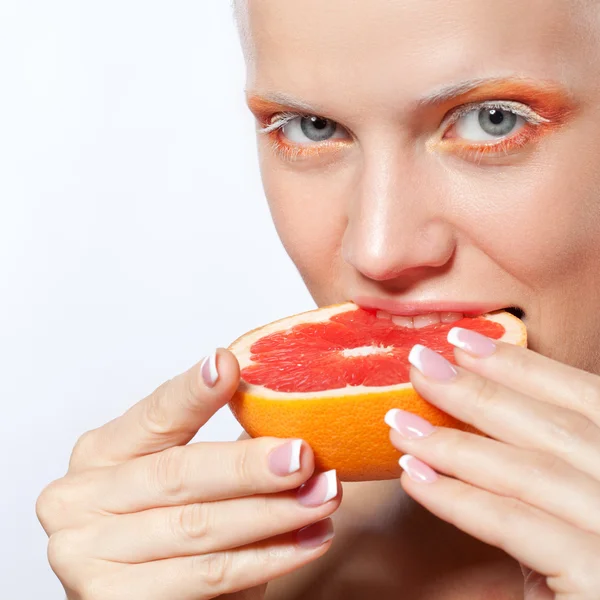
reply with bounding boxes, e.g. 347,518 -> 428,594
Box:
297,518 -> 335,548
201,351 -> 219,388
297,470 -> 338,507
385,408 -> 435,439
268,439 -> 303,476
399,455 -> 438,483
408,345 -> 457,381
448,327 -> 497,358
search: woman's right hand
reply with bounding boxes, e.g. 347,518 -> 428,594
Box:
36,349 -> 341,600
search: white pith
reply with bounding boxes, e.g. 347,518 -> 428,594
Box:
341,345 -> 395,357
230,302 -> 525,400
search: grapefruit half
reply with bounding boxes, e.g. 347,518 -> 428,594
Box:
229,302 -> 526,481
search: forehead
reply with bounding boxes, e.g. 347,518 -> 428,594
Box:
241,0 -> 598,109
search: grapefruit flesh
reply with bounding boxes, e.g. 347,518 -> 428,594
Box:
229,302 -> 527,481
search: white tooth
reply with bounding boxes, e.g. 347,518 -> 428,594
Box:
440,312 -> 464,324
376,310 -> 392,320
413,313 -> 441,329
391,315 -> 414,328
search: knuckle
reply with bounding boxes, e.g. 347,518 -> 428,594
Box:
546,410 -> 594,454
251,493 -> 280,527
193,551 -> 231,593
175,503 -> 211,541
152,446 -> 189,502
438,429 -> 468,460
36,483 -> 58,532
140,381 -> 177,437
499,345 -> 529,378
69,429 -> 97,470
232,441 -> 258,494
427,429 -> 470,475
183,367 -> 203,409
36,480 -> 73,534
47,529 -> 81,573
505,451 -> 561,500
467,375 -> 501,417
528,451 -> 562,480
574,376 -> 600,414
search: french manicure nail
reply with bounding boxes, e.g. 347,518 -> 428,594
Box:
408,345 -> 457,381
448,327 -> 497,358
297,518 -> 335,548
268,439 -> 303,476
297,470 -> 338,507
399,455 -> 439,483
385,408 -> 435,439
201,351 -> 219,388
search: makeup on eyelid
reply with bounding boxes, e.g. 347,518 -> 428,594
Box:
246,78 -> 576,163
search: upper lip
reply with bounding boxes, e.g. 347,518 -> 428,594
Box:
353,296 -> 512,317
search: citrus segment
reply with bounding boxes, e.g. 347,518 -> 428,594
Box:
241,308 -> 506,393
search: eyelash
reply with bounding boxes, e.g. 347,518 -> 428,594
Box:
258,101 -> 550,163
258,112 -> 351,162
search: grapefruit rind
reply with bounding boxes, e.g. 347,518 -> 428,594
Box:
228,302 -> 527,481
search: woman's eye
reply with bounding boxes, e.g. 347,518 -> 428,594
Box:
282,116 -> 346,143
453,107 -> 526,141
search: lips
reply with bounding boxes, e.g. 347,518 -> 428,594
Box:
353,296 -> 525,327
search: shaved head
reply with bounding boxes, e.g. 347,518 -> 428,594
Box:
232,0 -> 254,61
233,0 -> 599,66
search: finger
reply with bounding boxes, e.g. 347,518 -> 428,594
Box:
69,349 -> 239,471
399,463 -> 597,590
76,471 -> 340,563
407,345 -> 600,480
218,585 -> 268,600
93,438 -> 317,514
522,569 -> 554,600
447,329 -> 600,427
70,520 -> 335,600
387,419 -> 600,535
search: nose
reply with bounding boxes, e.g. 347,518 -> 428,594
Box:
342,146 -> 456,283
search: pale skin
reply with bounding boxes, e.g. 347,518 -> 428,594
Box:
37,0 -> 600,598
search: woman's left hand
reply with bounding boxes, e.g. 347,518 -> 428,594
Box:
385,327 -> 600,600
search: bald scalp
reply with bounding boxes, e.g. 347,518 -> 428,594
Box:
232,0 -> 253,62
232,0 -> 600,58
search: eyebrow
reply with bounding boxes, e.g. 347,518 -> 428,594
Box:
417,77 -> 572,107
247,77 -> 574,120
419,78 -> 503,105
246,91 -> 327,115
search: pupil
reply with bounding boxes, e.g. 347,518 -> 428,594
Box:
489,109 -> 504,125
311,117 -> 328,130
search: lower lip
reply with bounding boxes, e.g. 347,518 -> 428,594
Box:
353,299 -> 501,318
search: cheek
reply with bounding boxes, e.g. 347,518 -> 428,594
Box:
258,151 -> 352,291
447,140 -> 600,291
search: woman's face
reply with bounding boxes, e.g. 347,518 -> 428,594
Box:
240,0 -> 600,373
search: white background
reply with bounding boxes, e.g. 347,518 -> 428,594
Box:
0,1 -> 313,597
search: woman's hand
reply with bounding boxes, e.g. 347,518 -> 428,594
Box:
36,350 -> 340,600
385,329 -> 600,599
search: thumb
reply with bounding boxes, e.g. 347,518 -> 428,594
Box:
69,349 -> 239,472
